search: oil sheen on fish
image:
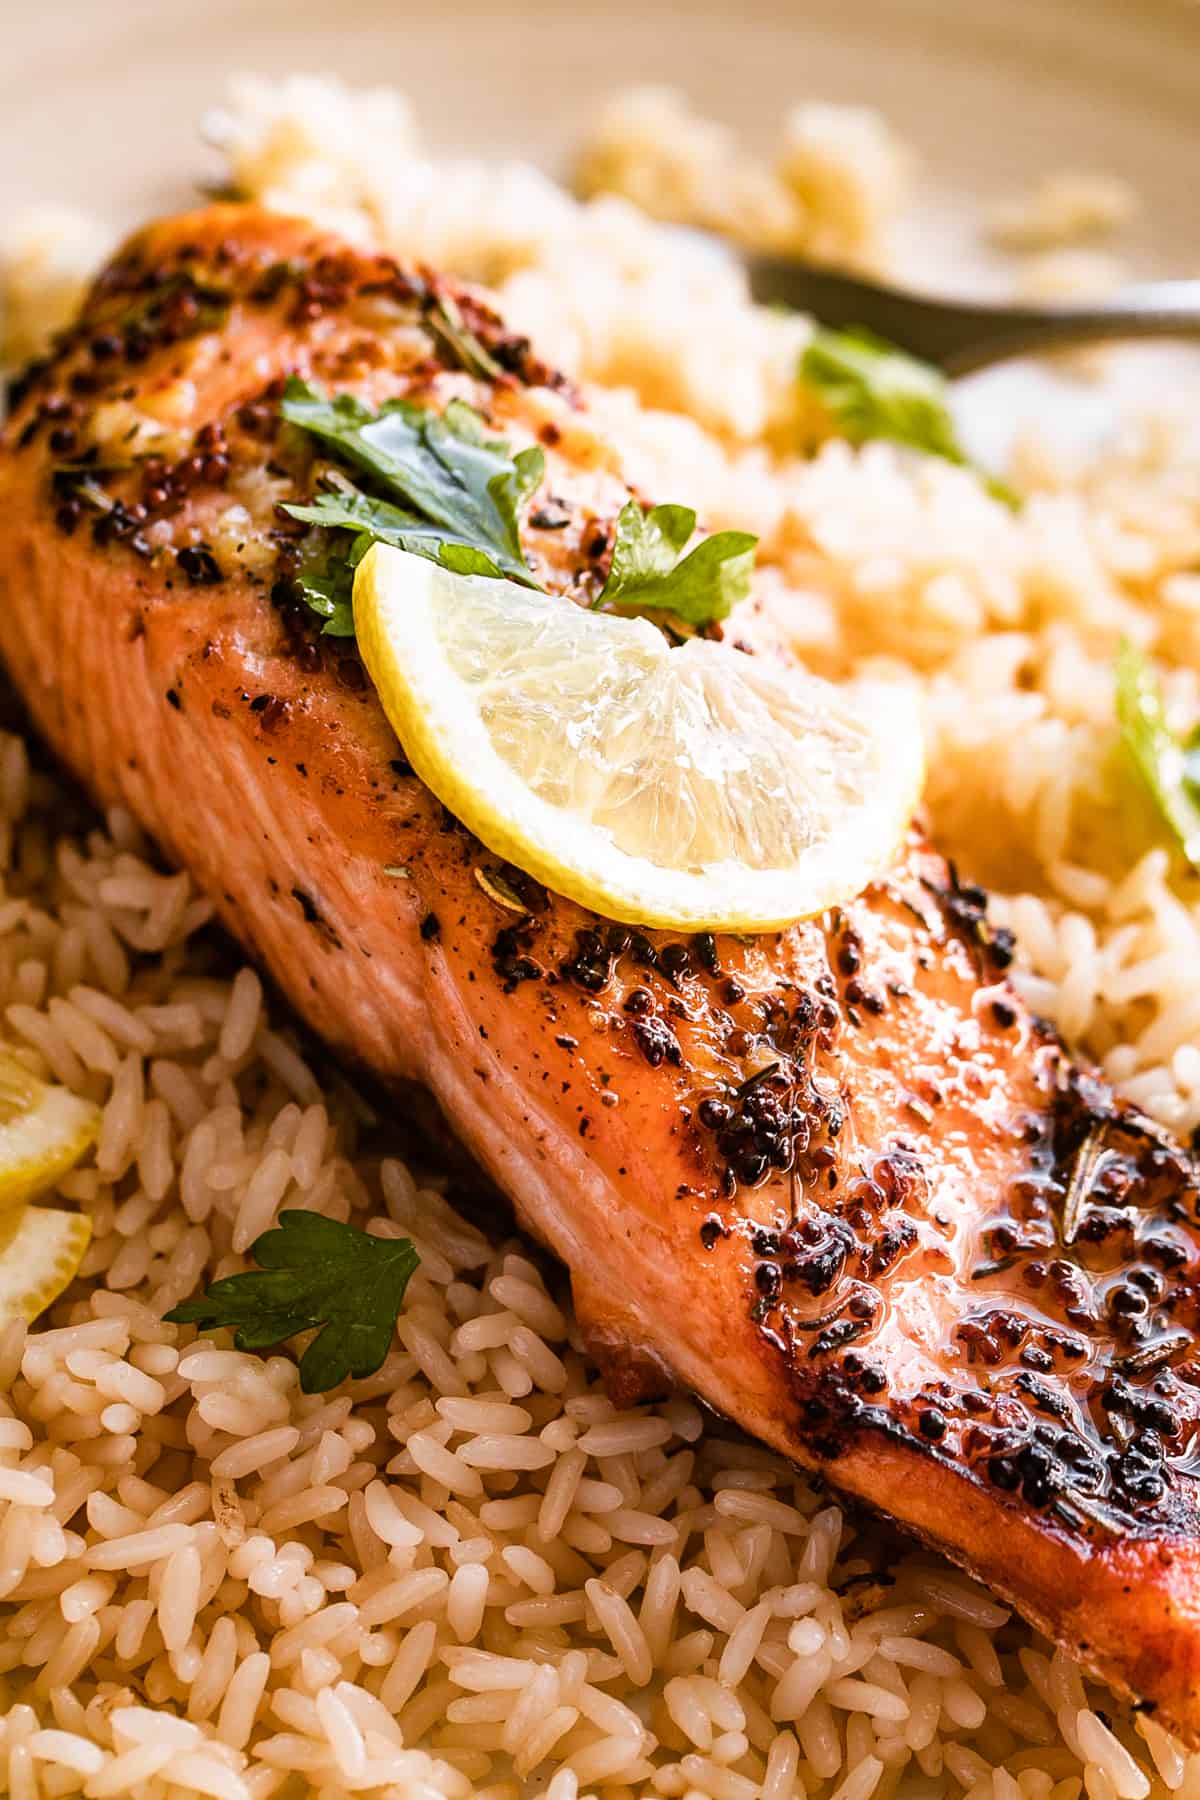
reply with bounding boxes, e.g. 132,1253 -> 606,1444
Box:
4,204 -> 1200,1740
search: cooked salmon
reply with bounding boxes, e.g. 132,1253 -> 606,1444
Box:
4,204 -> 1200,1739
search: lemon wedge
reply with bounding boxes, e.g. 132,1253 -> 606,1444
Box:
0,1049 -> 100,1212
0,1204 -> 92,1325
354,545 -> 924,931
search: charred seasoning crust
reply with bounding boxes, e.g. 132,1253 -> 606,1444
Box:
6,222 -> 581,616
466,730 -> 1200,1544
762,1050 -> 1200,1541
638,859 -> 1200,1543
9,231 -> 574,423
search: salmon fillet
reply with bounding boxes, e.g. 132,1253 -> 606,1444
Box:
4,204 -> 1200,1739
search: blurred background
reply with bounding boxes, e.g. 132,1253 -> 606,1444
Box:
3,0 -> 1197,265
3,0 -> 1198,462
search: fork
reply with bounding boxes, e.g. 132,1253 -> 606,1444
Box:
744,254 -> 1200,375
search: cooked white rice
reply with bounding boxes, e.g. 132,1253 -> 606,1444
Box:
0,72 -> 1199,1800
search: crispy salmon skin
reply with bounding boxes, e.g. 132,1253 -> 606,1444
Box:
4,204 -> 1200,1738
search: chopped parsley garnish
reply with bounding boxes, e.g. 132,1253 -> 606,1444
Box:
292,556 -> 356,638
165,1210 -> 419,1393
281,379 -> 545,626
1115,639 -> 1200,869
281,380 -> 758,636
595,500 -> 757,628
798,326 -> 1018,506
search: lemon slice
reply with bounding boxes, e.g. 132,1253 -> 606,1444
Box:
355,545 -> 924,930
0,1205 -> 92,1324
0,1049 -> 100,1211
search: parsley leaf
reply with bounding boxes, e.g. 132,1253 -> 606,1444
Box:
281,381 -> 757,636
294,556 -> 356,637
288,485 -> 504,608
280,379 -> 544,600
1115,639 -> 1200,869
595,500 -> 757,627
164,1210 -> 419,1394
798,326 -> 1018,507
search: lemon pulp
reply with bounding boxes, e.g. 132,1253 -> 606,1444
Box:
0,1048 -> 101,1211
0,1048 -> 99,1324
355,545 -> 924,931
0,1204 -> 92,1325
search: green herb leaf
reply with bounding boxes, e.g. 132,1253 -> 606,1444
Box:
1183,722 -> 1200,795
424,293 -> 507,383
280,379 -> 544,595
295,559 -> 356,637
288,488 -> 503,581
1115,639 -> 1200,870
165,1211 -> 419,1393
281,380 -> 756,637
595,499 -> 757,627
798,326 -> 1018,507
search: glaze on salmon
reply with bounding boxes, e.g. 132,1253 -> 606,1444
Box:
4,206 -> 1200,1740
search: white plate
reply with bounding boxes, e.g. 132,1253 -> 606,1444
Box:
3,0 -> 1199,458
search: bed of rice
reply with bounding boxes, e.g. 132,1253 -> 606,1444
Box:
1,72 -> 1200,1800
